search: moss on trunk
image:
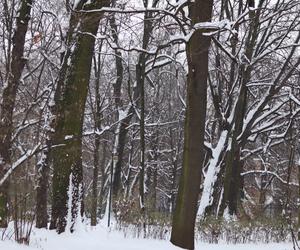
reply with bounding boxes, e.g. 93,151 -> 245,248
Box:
49,0 -> 111,233
170,1 -> 213,249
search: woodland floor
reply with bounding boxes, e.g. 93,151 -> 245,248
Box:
0,219 -> 295,250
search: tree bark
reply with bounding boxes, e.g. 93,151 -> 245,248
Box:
49,0 -> 110,233
170,1 -> 213,249
0,0 -> 32,228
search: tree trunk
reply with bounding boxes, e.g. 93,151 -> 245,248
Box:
112,1 -> 157,199
109,7 -> 126,198
170,1 -> 213,249
218,3 -> 262,217
0,0 -> 32,228
91,51 -> 103,226
49,0 -> 110,233
36,48 -> 66,229
112,113 -> 132,197
137,61 -> 146,211
36,141 -> 51,228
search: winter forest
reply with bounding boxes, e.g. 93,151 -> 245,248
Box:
0,0 -> 299,249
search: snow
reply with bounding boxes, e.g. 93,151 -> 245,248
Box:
66,174 -> 74,232
0,224 -> 295,250
198,130 -> 228,217
65,135 -> 73,140
194,20 -> 231,31
73,0 -> 81,9
0,144 -> 41,186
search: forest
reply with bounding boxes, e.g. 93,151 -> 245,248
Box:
0,0 -> 299,250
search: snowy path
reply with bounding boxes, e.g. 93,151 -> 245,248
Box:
0,225 -> 294,250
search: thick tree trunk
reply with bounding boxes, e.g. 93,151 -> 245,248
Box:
49,0 -> 110,233
219,136 -> 244,216
218,4 -> 262,217
0,0 -> 32,228
112,112 -> 133,197
170,1 -> 213,249
36,50 -> 66,229
197,0 -> 242,219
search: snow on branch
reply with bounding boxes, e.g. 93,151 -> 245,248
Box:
194,19 -> 231,31
0,144 -> 41,186
241,170 -> 299,187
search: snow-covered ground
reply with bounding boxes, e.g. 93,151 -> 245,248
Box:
0,223 -> 294,250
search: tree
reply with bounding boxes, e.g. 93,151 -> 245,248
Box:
0,0 -> 33,228
198,0 -> 300,220
49,0 -> 111,233
171,0 -> 213,249
218,0 -> 263,217
90,36 -> 106,226
0,0 -> 299,242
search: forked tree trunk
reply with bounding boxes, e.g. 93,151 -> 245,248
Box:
0,0 -> 32,228
49,0 -> 110,233
170,1 -> 213,249
218,3 -> 262,217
